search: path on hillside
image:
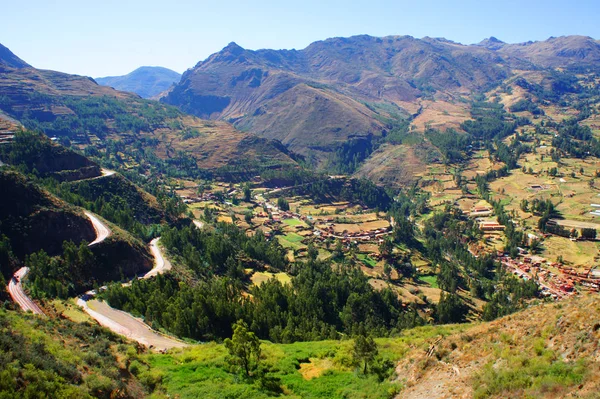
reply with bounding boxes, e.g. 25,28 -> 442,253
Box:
78,234 -> 188,349
7,267 -> 44,315
85,211 -> 111,245
143,238 -> 172,279
8,210 -> 112,315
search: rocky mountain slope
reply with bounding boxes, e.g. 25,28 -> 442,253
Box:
0,43 -> 296,175
162,35 -> 599,169
96,66 -> 181,98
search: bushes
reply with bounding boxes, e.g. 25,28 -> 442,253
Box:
0,309 -> 144,398
473,350 -> 586,398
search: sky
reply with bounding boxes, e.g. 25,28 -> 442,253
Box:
1,0 -> 599,77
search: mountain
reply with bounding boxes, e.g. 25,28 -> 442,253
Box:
162,34 -> 599,171
494,35 -> 600,68
0,43 -> 297,176
96,66 -> 181,98
162,36 -> 512,165
0,43 -> 30,68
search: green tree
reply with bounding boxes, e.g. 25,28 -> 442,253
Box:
243,184 -> 252,202
277,197 -> 289,211
436,292 -> 467,324
379,238 -> 393,258
353,332 -> 378,374
224,320 -> 262,377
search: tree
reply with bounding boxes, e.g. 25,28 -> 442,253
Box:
244,212 -> 253,224
353,332 -> 378,374
383,263 -> 392,281
581,228 -> 597,240
243,184 -> 252,202
436,292 -> 467,324
277,197 -> 289,211
224,320 -> 261,377
379,238 -> 393,258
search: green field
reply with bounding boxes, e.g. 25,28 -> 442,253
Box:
283,232 -> 305,243
144,325 -> 467,399
418,275 -> 439,288
357,253 -> 377,268
283,218 -> 305,227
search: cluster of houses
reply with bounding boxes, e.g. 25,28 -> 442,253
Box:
463,205 -> 506,232
501,253 -> 600,299
257,199 -> 393,245
313,223 -> 392,243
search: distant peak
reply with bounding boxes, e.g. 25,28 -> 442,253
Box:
477,36 -> 506,50
224,42 -> 245,52
487,36 -> 504,43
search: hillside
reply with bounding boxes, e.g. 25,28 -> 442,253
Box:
0,170 -> 96,262
0,44 -> 297,177
0,130 -> 101,181
0,308 -> 148,398
96,66 -> 181,99
396,295 -> 600,399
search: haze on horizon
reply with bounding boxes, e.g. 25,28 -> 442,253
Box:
1,0 -> 599,78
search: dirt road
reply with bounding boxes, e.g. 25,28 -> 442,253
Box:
8,210 -> 110,314
85,211 -> 111,246
78,299 -> 186,350
144,238 -> 172,279
7,267 -> 44,315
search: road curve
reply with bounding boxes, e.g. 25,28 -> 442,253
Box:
85,211 -> 111,246
7,267 -> 44,315
78,239 -> 187,349
8,210 -> 110,314
144,238 -> 172,279
193,220 -> 204,229
77,298 -> 186,350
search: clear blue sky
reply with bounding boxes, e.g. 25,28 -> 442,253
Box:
1,0 -> 599,77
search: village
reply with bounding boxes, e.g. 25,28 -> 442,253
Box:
462,202 -> 600,299
176,175 -> 600,307
177,181 -> 395,264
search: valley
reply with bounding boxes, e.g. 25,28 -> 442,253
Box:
0,30 -> 600,399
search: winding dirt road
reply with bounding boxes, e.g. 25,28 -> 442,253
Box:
85,211 -> 111,246
8,211 -> 111,315
144,238 -> 172,279
7,267 -> 44,315
78,236 -> 188,349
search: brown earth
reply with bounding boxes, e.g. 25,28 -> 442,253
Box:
395,295 -> 600,399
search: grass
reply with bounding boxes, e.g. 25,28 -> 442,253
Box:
145,325 -> 467,399
251,271 -> 292,286
473,344 -> 587,399
418,275 -> 439,288
357,253 -> 377,268
283,232 -> 304,243
283,218 -> 305,227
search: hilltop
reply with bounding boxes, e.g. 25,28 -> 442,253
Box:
96,66 -> 181,99
0,43 -> 30,68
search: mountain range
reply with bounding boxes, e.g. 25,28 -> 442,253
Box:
160,35 -> 600,169
1,35 -> 599,183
